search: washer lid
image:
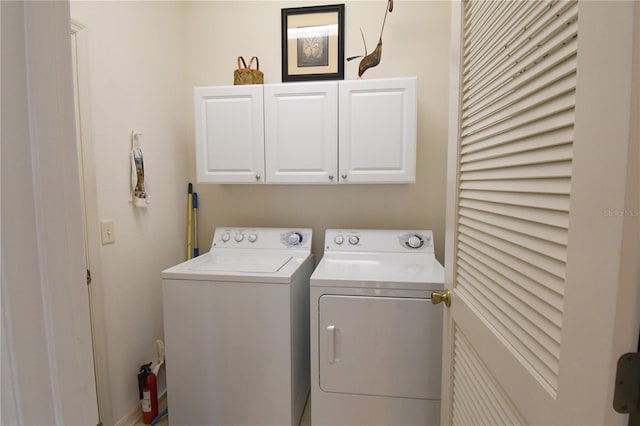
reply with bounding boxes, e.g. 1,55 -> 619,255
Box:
162,250 -> 312,283
193,253 -> 293,273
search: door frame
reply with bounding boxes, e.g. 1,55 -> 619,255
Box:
71,19 -> 113,426
440,2 -> 463,423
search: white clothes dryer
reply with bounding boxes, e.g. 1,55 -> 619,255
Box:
162,227 -> 313,426
310,229 -> 445,426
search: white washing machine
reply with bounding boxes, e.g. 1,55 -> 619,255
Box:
310,229 -> 445,426
162,227 -> 313,426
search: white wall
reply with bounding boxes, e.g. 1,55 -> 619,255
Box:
185,1 -> 452,262
70,2 -> 188,423
72,1 -> 450,424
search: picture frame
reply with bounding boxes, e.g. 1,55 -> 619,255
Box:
281,4 -> 345,82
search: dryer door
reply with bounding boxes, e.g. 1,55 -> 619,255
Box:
318,294 -> 442,400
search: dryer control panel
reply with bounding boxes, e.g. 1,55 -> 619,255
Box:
212,227 -> 312,250
324,229 -> 434,253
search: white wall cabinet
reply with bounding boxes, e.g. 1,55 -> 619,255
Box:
264,82 -> 338,184
194,85 -> 265,183
339,78 -> 417,184
194,78 -> 417,184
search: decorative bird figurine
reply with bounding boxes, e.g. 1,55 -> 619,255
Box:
347,0 -> 394,78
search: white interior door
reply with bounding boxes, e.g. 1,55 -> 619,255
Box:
442,1 -> 640,425
2,2 -> 101,424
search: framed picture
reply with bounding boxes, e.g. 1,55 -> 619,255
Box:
281,4 -> 345,82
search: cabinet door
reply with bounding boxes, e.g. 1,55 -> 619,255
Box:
339,78 -> 417,184
264,82 -> 338,184
194,85 -> 264,183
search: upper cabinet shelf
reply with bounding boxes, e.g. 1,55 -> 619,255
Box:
194,77 -> 417,184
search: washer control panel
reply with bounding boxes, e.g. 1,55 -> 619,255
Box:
212,227 -> 312,250
399,232 -> 432,250
281,230 -> 307,247
325,229 -> 434,253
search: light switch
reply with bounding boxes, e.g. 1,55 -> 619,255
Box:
100,220 -> 115,245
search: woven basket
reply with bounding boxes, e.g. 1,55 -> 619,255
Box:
233,56 -> 264,85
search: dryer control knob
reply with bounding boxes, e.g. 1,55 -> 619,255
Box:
248,233 -> 258,243
334,235 -> 344,245
221,232 -> 231,242
234,232 -> 244,242
348,235 -> 360,245
408,235 -> 423,249
288,233 -> 302,245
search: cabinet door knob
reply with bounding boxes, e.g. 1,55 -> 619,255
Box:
328,175 -> 334,180
255,174 -> 261,180
341,173 -> 347,180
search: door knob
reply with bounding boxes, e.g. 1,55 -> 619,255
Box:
431,290 -> 451,307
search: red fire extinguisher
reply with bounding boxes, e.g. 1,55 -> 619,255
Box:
137,362 -> 158,424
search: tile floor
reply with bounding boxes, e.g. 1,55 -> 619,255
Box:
135,394 -> 311,426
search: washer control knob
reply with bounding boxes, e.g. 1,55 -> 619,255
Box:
234,232 -> 244,242
288,232 -> 302,245
248,233 -> 258,243
334,235 -> 344,245
221,232 -> 231,242
408,235 -> 423,249
348,235 -> 359,245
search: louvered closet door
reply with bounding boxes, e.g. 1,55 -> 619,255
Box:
441,1 -> 639,425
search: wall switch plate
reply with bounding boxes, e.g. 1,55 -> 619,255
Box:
100,220 -> 115,245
